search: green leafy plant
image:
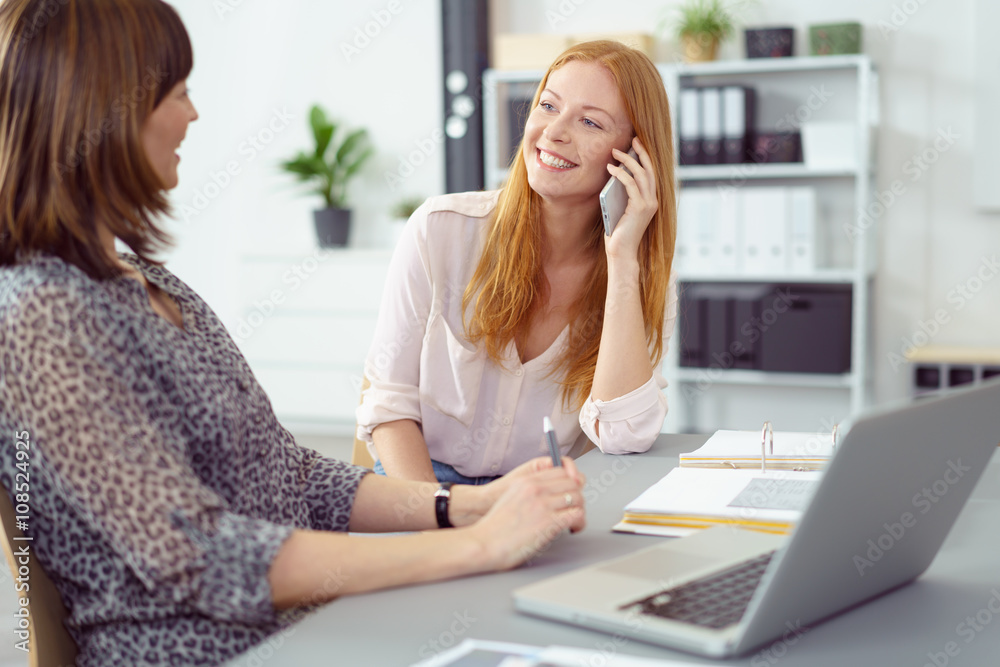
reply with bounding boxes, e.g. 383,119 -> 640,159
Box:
280,105 -> 373,209
672,0 -> 735,41
390,196 -> 424,220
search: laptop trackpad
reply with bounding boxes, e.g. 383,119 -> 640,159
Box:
597,549 -> 712,585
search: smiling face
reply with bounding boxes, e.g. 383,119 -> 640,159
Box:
521,60 -> 634,207
140,80 -> 198,189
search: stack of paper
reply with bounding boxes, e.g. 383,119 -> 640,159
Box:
679,429 -> 835,471
615,467 -> 822,538
412,638 -> 706,666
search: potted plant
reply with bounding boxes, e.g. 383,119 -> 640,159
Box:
670,0 -> 735,63
280,105 -> 373,248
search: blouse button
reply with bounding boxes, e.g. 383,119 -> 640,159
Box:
502,417 -> 511,426
514,369 -> 523,377
253,414 -> 263,424
238,379 -> 251,392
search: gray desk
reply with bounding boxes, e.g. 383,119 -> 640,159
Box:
227,435 -> 1000,666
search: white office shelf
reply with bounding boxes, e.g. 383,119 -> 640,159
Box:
670,54 -> 870,77
678,164 -> 858,181
482,56 -> 878,433
677,269 -> 862,285
674,368 -> 853,389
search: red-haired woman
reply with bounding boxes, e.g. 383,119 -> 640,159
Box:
359,40 -> 678,483
0,1 -> 585,664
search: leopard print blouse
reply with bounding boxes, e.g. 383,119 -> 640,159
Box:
0,253 -> 369,666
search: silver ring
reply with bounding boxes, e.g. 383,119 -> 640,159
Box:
564,493 -> 574,508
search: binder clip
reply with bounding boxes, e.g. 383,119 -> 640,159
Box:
760,421 -> 773,473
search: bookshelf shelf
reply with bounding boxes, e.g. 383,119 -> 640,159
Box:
674,368 -> 854,389
677,269 -> 865,285
677,164 -> 859,181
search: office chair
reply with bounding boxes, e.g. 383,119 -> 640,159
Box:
350,431 -> 376,468
351,375 -> 375,468
0,481 -> 78,667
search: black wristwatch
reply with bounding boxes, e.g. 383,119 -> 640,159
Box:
434,482 -> 454,529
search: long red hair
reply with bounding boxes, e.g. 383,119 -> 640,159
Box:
464,40 -> 677,410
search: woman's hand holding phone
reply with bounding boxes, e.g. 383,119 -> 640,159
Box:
601,138 -> 658,262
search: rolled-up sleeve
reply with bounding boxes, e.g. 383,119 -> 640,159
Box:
355,202 -> 433,443
0,283 -> 291,626
295,449 -> 369,532
579,270 -> 679,454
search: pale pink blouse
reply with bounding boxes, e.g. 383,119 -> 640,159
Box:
356,190 -> 678,477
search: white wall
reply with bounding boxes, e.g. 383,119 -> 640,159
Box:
497,0 -> 1000,408
162,0 -> 444,327
159,0 -> 999,414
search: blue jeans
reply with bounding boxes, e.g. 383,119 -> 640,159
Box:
373,459 -> 498,486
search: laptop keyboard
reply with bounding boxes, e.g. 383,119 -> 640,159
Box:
620,551 -> 776,629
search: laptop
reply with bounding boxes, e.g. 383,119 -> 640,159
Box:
513,379 -> 1000,658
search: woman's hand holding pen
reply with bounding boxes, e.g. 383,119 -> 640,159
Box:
466,456 -> 587,571
604,137 -> 658,264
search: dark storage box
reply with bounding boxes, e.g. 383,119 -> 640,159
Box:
679,282 -> 852,374
750,132 -> 802,164
745,27 -> 795,58
757,286 -> 852,374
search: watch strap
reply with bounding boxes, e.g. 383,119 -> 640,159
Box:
434,482 -> 454,529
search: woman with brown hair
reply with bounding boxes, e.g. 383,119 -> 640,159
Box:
358,40 -> 678,484
0,1 -> 585,665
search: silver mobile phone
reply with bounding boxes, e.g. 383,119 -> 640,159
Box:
599,147 -> 638,236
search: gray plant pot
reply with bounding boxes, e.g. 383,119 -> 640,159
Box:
314,207 -> 351,248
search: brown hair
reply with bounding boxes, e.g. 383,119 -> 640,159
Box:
463,40 -> 677,410
0,0 -> 193,279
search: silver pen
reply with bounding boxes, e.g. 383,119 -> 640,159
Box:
543,416 -> 561,467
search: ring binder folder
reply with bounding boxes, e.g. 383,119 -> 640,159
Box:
760,421 -> 773,472
618,423 -> 843,538
678,425 -> 840,471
